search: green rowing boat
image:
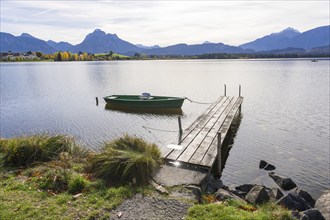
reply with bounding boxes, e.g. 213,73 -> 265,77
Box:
103,93 -> 185,109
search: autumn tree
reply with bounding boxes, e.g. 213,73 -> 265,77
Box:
56,52 -> 62,61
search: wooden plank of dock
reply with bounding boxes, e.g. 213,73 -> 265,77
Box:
160,96 -> 243,170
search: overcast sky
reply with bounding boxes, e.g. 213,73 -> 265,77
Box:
1,0 -> 329,47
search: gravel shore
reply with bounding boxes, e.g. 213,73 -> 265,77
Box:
109,193 -> 192,220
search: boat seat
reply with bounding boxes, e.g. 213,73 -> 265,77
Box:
140,96 -> 154,100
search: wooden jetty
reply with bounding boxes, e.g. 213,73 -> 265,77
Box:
159,95 -> 243,171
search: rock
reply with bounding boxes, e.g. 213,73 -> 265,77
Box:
153,164 -> 206,187
117,212 -> 123,218
200,173 -> 223,194
185,185 -> 202,203
300,209 -> 325,220
151,181 -> 169,195
292,210 -> 302,219
269,172 -> 297,190
268,187 -> 284,202
235,184 -> 255,193
294,188 -> 315,208
231,184 -> 256,199
259,160 -> 268,169
315,190 -> 330,220
276,193 -> 312,211
72,193 -> 83,199
245,185 -> 270,204
215,188 -> 246,203
264,163 -> 276,171
231,189 -> 248,199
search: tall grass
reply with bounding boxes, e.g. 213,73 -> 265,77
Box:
0,134 -> 89,166
87,134 -> 163,185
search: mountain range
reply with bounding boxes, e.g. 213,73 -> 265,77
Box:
1,25 -> 329,55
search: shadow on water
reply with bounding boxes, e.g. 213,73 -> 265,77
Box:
212,111 -> 243,178
104,104 -> 184,116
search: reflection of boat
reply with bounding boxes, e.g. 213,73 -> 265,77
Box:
103,93 -> 185,109
105,104 -> 183,116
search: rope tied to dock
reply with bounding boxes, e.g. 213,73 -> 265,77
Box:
142,125 -> 178,133
184,97 -> 214,105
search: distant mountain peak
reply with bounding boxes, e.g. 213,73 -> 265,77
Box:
203,41 -> 212,44
280,27 -> 300,33
89,29 -> 106,36
107,33 -> 118,39
273,27 -> 300,38
93,28 -> 105,33
73,29 -> 141,54
87,29 -> 119,39
20,33 -> 34,38
240,25 -> 329,51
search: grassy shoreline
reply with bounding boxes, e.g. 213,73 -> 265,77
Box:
0,134 -> 294,219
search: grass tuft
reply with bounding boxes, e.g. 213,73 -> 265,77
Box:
68,174 -> 89,194
87,134 -> 163,185
0,134 -> 89,167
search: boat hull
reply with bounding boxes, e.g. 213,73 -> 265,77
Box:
103,95 -> 185,109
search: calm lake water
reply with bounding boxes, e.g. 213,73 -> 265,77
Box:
1,59 -> 329,198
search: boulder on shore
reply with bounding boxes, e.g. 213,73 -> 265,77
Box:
200,173 -> 223,194
235,184 -> 255,193
300,209 -> 325,220
215,188 -> 246,203
294,188 -> 315,208
276,193 -> 312,211
315,190 -> 330,220
245,185 -> 270,204
269,172 -> 297,190
268,187 -> 284,201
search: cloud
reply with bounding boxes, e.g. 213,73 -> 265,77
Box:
1,1 -> 329,46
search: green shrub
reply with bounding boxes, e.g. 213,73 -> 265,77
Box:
1,134 -> 88,166
0,139 -> 7,152
68,174 -> 88,194
32,166 -> 70,192
87,135 -> 163,185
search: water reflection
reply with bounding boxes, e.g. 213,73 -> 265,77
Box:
212,111 -> 243,177
104,104 -> 184,116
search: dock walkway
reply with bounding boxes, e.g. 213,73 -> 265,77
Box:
159,96 -> 243,171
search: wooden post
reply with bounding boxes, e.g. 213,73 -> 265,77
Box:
178,116 -> 183,135
224,84 -> 226,96
239,85 -> 241,97
217,132 -> 222,172
96,97 -> 99,106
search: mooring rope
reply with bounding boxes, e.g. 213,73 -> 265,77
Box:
141,126 -> 177,145
184,97 -> 214,105
142,125 -> 178,133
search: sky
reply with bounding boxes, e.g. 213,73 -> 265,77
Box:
1,0 -> 329,47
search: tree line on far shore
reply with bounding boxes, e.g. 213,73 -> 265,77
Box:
1,50 -> 329,62
0,51 -> 122,62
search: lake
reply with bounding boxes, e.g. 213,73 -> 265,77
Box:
1,59 -> 329,198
